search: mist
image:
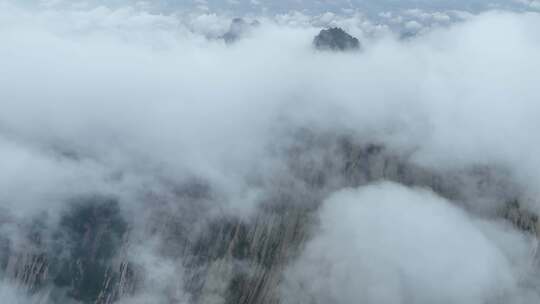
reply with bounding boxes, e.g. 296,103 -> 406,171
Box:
0,0 -> 539,303
282,183 -> 538,303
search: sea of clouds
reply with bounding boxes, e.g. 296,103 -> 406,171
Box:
1,0 -> 540,303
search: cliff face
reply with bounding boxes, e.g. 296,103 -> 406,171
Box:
1,132 -> 538,304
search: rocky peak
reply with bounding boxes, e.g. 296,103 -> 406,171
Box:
313,27 -> 361,51
222,18 -> 260,44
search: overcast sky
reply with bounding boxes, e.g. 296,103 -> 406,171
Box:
18,0 -> 540,14
178,0 -> 536,13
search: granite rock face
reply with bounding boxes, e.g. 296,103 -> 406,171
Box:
0,131 -> 538,303
313,27 -> 361,51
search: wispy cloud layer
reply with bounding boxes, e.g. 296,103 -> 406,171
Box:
0,1 -> 540,302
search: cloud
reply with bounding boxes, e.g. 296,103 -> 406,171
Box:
515,0 -> 540,10
281,182 -> 538,304
0,284 -> 35,304
0,1 -> 540,302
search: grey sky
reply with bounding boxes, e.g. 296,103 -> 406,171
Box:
166,0 -> 536,13
20,0 -> 540,14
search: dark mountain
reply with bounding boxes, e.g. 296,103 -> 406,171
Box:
313,27 -> 361,51
1,131 -> 538,303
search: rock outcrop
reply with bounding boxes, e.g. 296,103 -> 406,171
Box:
313,27 -> 361,51
0,131 -> 538,303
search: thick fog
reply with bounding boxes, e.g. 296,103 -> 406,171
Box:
1,0 -> 540,303
282,183 -> 538,303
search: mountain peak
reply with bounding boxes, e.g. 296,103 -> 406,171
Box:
313,27 -> 361,51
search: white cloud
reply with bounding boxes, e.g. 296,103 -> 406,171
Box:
282,183 -> 538,303
0,2 -> 540,302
